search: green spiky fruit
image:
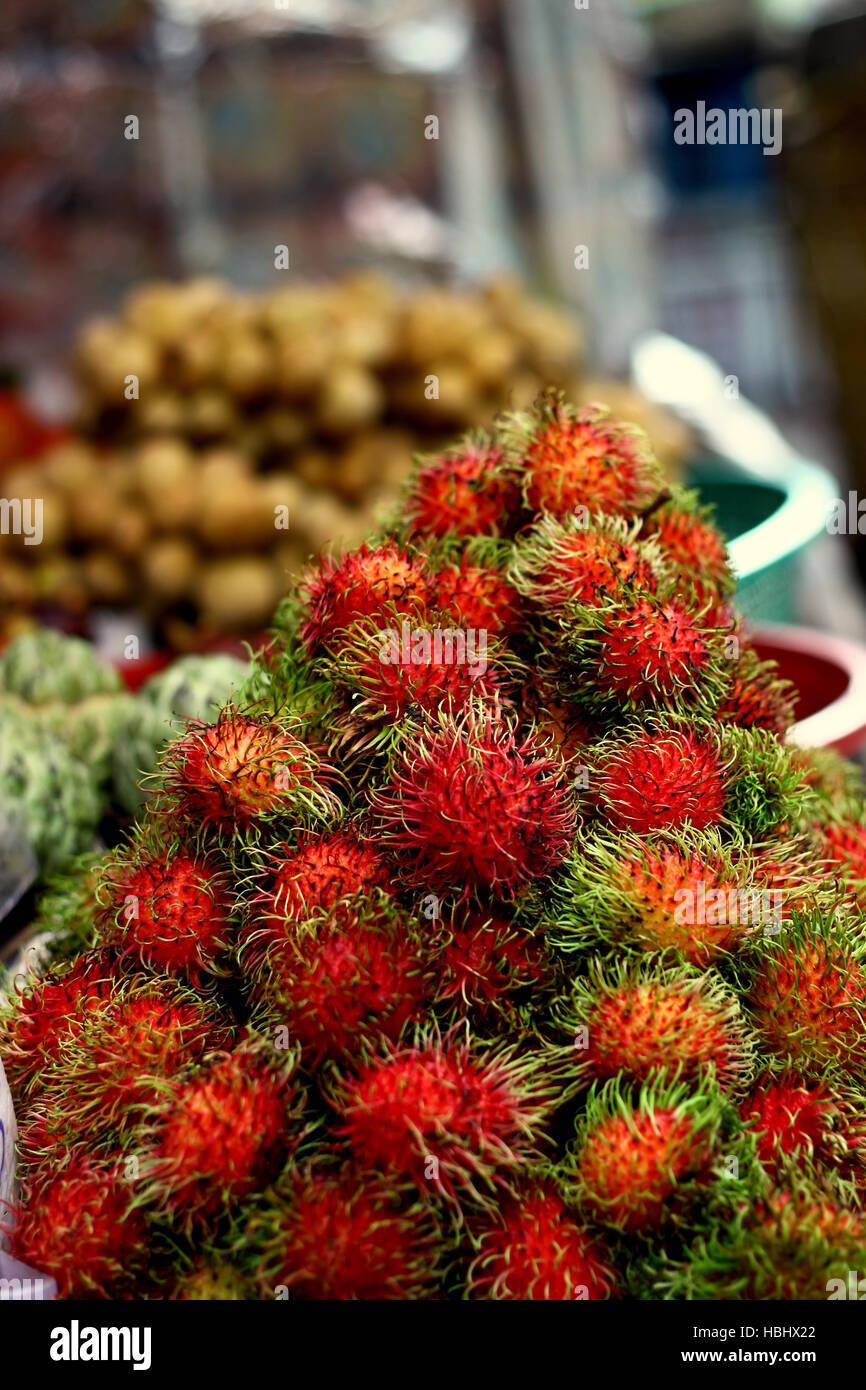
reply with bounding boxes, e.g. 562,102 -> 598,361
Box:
0,712 -> 102,872
0,629 -> 135,785
113,653 -> 249,813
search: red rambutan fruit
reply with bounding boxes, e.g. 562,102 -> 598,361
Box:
327,1034 -> 556,1202
372,704 -> 576,897
35,980 -> 223,1146
501,395 -> 663,521
555,956 -> 752,1092
466,1185 -> 616,1300
10,1154 -> 147,1298
743,1072 -> 866,1183
566,1076 -> 724,1233
564,594 -> 726,716
325,614 -> 501,740
142,1040 -> 304,1230
743,914 -> 866,1073
436,910 -> 550,1019
510,512 -> 662,613
0,950 -> 118,1095
643,492 -> 734,596
100,852 -> 234,981
166,709 -> 340,834
250,1165 -> 443,1299
248,829 -> 390,944
403,437 -> 518,539
820,819 -> 866,907
593,727 -> 728,834
300,541 -> 431,650
248,895 -> 433,1067
716,649 -> 795,738
432,558 -> 522,637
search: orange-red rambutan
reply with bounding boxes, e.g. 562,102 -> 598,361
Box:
300,541 -> 431,650
466,1185 -> 616,1300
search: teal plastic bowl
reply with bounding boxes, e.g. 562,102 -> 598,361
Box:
632,334 -> 838,625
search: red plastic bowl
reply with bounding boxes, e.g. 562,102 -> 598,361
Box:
751,624 -> 866,757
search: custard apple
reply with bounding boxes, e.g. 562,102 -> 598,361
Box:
0,713 -> 102,873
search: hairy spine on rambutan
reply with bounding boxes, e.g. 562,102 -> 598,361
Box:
723,724 -> 814,838
509,512 -> 664,615
498,392 -> 664,521
371,701 -> 576,897
98,850 -> 235,981
246,1165 -> 444,1300
241,828 -> 390,961
0,950 -> 118,1097
300,541 -> 431,651
652,1178 -> 866,1300
321,609 -> 505,755
738,911 -> 866,1074
553,955 -> 753,1092
466,1184 -> 617,1300
7,1152 -> 147,1298
326,1032 -> 559,1204
716,647 -> 795,738
591,723 -> 730,835
401,434 -> 519,539
164,707 -> 342,836
139,1037 -> 306,1232
560,591 -> 729,718
743,1070 -> 866,1188
32,977 -> 226,1150
564,1074 -> 727,1234
245,892 -> 434,1067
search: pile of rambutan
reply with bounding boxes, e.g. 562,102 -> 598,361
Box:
3,387 -> 866,1301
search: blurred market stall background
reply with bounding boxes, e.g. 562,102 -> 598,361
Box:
1,0 -> 865,650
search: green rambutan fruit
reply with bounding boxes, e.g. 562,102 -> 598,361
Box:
163,707 -> 341,837
548,827 -> 808,965
98,849 -> 235,981
170,1258 -> 252,1301
326,1032 -> 559,1204
563,1074 -> 728,1234
466,1182 -> 617,1300
137,1037 -> 306,1234
499,392 -> 663,521
245,893 -> 434,1067
509,511 -> 664,614
739,911 -> 866,1074
723,724 -> 813,838
401,434 -> 519,540
560,591 -> 729,718
246,1164 -> 444,1300
371,702 -> 576,898
655,1179 -> 866,1300
553,955 -> 753,1092
642,488 -> 735,597
299,541 -> 431,652
8,1152 -> 148,1298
